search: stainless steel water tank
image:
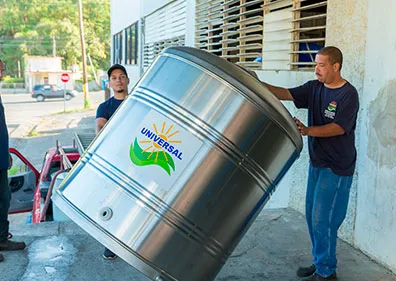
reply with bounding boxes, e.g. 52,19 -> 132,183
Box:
53,46 -> 302,281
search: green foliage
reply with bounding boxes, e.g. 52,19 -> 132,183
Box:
8,166 -> 19,176
75,78 -> 95,83
2,76 -> 24,83
84,98 -> 91,109
0,0 -> 111,77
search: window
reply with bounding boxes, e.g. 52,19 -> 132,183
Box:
290,0 -> 327,69
113,31 -> 123,64
143,35 -> 185,69
195,0 -> 327,71
262,0 -> 293,70
195,0 -> 264,69
143,0 -> 187,69
125,22 -> 138,65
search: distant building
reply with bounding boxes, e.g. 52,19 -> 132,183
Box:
24,56 -> 75,92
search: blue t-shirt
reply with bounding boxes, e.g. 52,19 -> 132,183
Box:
96,97 -> 124,120
289,80 -> 359,176
0,96 -> 10,170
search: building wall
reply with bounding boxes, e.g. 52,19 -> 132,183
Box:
325,0 -> 368,245
142,0 -> 174,16
110,0 -> 196,88
25,56 -> 63,72
354,0 -> 396,273
110,0 -> 140,89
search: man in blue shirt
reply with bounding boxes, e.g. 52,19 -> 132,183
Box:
0,59 -> 26,263
96,64 -> 129,259
260,47 -> 359,281
96,64 -> 130,133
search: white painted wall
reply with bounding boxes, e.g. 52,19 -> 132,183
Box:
111,0 -> 192,87
110,0 -> 141,89
184,0 -> 196,47
355,0 -> 396,273
142,0 -> 174,17
110,0 -> 140,35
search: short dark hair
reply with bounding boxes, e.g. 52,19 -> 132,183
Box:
107,64 -> 128,78
317,46 -> 343,70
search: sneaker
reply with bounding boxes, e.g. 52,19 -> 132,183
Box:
297,264 -> 316,277
102,248 -> 116,260
0,239 -> 26,251
304,272 -> 337,281
0,253 -> 3,262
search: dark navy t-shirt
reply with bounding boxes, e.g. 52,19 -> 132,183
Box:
0,95 -> 10,170
96,97 -> 124,120
289,80 -> 359,176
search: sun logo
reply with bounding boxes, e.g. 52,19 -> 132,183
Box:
130,122 -> 185,175
140,122 -> 182,162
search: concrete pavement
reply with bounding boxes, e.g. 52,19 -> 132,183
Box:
3,102 -> 396,281
3,209 -> 396,281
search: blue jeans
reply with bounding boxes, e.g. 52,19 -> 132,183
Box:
306,164 -> 353,277
0,169 -> 10,242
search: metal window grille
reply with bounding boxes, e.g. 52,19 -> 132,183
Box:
143,0 -> 187,69
290,0 -> 327,69
195,0 -> 264,70
195,0 -> 327,71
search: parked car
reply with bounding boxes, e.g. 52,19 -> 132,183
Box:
32,84 -> 77,102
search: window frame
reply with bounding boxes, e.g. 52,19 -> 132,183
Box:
125,22 -> 138,65
113,31 -> 123,65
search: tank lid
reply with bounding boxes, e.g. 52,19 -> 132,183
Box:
161,46 -> 303,152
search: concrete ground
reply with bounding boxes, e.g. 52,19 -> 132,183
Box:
2,95 -> 396,281
2,209 -> 396,281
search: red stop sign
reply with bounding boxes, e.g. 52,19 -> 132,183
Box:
61,73 -> 70,83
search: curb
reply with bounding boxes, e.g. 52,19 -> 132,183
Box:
9,121 -> 40,139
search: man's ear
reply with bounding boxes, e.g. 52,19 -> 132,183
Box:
333,62 -> 341,72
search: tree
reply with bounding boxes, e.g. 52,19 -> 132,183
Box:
0,0 -> 110,77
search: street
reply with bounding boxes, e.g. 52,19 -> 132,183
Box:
2,91 -> 104,128
2,92 -> 104,168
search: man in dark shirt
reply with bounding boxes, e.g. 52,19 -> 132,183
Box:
260,47 -> 359,281
95,64 -> 130,259
96,64 -> 129,133
0,59 -> 26,263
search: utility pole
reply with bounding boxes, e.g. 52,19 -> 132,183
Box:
78,0 -> 89,108
52,36 -> 56,57
17,60 -> 21,78
87,53 -> 98,84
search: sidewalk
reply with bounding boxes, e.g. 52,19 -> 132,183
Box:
10,109 -> 96,168
4,208 -> 396,281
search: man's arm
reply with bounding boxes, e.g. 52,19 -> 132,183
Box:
96,118 -> 107,134
242,67 -> 294,101
262,82 -> 294,101
294,118 -> 345,137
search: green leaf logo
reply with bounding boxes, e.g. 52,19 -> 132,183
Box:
327,101 -> 337,111
130,138 -> 175,175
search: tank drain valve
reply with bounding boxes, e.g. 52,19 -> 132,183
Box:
99,207 -> 113,221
